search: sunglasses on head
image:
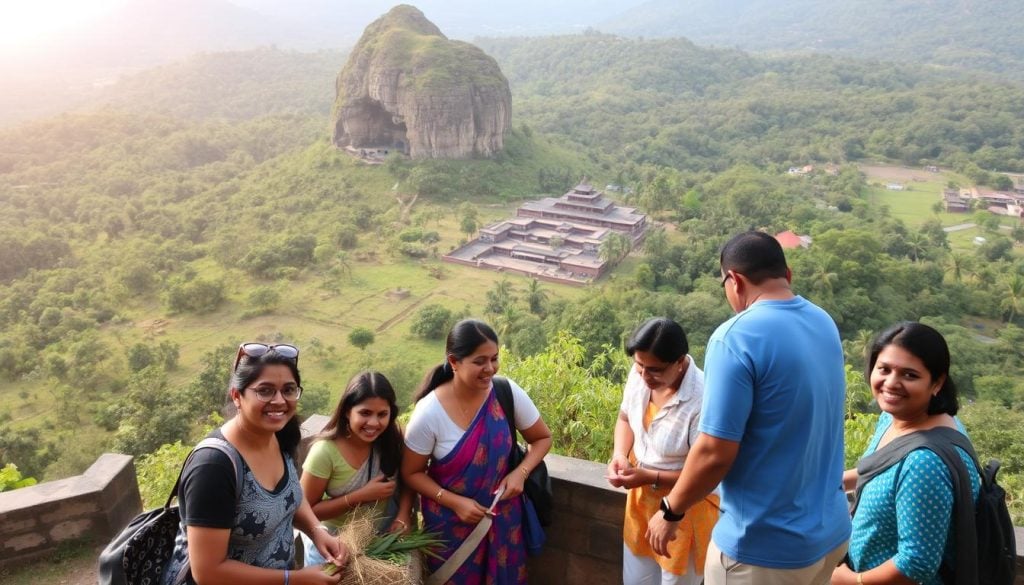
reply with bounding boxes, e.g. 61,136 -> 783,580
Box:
232,343 -> 299,372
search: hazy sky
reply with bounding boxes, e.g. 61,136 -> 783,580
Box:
0,0 -> 129,51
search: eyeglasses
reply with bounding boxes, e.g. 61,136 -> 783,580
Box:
634,361 -> 673,378
233,343 -> 299,372
251,385 -> 303,402
720,273 -> 732,287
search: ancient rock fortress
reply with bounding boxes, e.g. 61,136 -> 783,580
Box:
331,5 -> 512,160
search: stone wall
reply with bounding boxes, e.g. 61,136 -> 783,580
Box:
3,443 -> 1024,582
528,454 -> 1024,585
527,454 -> 625,584
0,454 -> 140,568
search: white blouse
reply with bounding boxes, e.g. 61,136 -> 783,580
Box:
405,378 -> 541,460
619,356 -> 704,470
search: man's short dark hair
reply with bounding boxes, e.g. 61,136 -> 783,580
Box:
720,231 -> 788,285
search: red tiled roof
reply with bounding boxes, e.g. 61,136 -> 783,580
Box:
775,230 -> 803,249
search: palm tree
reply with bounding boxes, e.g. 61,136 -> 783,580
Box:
600,233 -> 632,264
495,305 -> 522,340
807,254 -> 839,302
485,278 -> 516,316
1000,274 -> 1024,323
643,227 -> 668,259
905,232 -> 929,262
525,279 -> 549,315
946,252 -> 968,283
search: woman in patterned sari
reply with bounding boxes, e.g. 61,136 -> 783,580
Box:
402,319 -> 552,584
299,371 -> 414,566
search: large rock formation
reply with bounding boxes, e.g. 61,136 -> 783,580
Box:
331,5 -> 512,160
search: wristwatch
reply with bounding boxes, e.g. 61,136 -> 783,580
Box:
659,497 -> 685,522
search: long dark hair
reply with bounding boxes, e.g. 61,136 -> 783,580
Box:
625,317 -> 689,363
229,350 -> 303,459
321,371 -> 402,476
416,319 -> 498,401
866,321 -> 959,416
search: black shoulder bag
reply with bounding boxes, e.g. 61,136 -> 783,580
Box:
98,437 -> 243,585
492,376 -> 553,527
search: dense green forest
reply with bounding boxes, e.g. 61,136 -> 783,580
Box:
3,37 -> 1024,522
478,34 -> 1024,179
601,0 -> 1024,80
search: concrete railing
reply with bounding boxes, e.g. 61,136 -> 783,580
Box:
529,455 -> 1024,585
527,454 -> 625,584
0,454 -> 141,568
2,422 -> 1024,582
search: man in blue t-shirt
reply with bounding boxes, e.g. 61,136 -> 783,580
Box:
648,231 -> 851,585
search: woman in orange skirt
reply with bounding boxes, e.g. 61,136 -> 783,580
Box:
607,318 -> 719,585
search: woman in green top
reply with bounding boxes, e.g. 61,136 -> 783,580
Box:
299,371 -> 414,566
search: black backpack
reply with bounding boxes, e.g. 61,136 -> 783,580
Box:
853,426 -> 1016,585
492,376 -> 553,527
97,438 -> 242,585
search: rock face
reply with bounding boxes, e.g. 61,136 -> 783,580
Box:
331,5 -> 512,160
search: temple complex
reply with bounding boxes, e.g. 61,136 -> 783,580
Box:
443,181 -> 648,285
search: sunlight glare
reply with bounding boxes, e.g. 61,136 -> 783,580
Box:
0,0 -> 127,50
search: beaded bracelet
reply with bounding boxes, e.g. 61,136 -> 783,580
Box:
435,488 -> 445,502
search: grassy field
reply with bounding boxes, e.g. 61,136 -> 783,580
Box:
860,163 -> 1021,254
3,197 -> 601,477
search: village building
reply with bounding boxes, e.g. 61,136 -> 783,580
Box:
774,230 -> 812,249
943,189 -> 970,213
443,181 -> 648,285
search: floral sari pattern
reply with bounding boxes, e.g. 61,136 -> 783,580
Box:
423,390 -> 527,584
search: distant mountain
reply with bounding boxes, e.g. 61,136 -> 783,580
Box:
233,0 -> 637,40
600,0 -> 1024,79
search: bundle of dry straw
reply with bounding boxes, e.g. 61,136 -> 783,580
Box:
329,510 -> 423,585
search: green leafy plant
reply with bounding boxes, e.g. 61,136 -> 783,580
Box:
0,463 -> 37,492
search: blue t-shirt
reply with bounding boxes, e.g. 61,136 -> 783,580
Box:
700,296 -> 851,568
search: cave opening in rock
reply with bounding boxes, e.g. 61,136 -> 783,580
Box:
341,98 -> 410,155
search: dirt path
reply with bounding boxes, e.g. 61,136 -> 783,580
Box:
858,163 -> 938,183
0,543 -> 99,585
376,292 -> 432,333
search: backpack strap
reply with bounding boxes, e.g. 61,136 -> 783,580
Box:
492,376 -> 518,449
853,427 -> 978,585
163,436 -> 244,509
168,437 -> 245,585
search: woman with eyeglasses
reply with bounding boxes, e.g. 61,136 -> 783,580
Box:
298,371 -> 415,567
608,318 -> 718,585
161,343 -> 346,585
401,319 -> 552,584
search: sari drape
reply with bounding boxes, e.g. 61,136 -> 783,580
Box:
423,390 -> 527,584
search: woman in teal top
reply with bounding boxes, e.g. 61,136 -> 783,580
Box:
831,322 -> 980,585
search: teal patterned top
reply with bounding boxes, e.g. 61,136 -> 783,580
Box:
847,412 -> 980,584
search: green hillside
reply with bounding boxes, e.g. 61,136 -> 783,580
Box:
3,39 -> 1024,524
600,0 -> 1024,80
477,34 -> 1024,176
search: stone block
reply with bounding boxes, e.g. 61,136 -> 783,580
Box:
566,552 -> 621,585
0,516 -> 35,536
586,521 -> 623,561
2,532 -> 46,553
40,500 -> 99,524
526,547 -> 564,584
546,513 -> 587,553
49,519 -> 93,541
